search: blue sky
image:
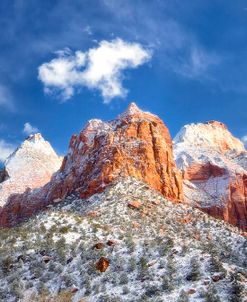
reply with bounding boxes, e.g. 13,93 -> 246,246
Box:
0,0 -> 247,160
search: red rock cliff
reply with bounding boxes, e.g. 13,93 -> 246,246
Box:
0,103 -> 182,227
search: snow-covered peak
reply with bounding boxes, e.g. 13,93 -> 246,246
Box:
174,121 -> 245,154
26,133 -> 44,143
126,102 -> 142,114
0,134 -> 62,207
6,134 -> 59,166
119,102 -> 144,118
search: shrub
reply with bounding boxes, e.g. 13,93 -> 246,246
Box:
162,276 -> 174,292
167,258 -> 176,277
203,285 -> 221,302
119,272 -> 128,284
209,255 -> 226,276
230,275 -> 245,302
177,290 -> 189,302
186,257 -> 200,281
122,286 -> 130,295
128,256 -> 136,272
59,225 -> 70,234
1,256 -> 13,274
145,284 -> 160,297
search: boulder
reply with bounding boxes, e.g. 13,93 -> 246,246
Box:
93,243 -> 104,250
128,200 -> 141,209
95,257 -> 110,272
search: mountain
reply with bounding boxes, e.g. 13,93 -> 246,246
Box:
0,133 -> 62,208
174,121 -> 247,231
0,105 -> 246,301
0,103 -> 182,227
0,178 -> 246,301
0,106 -> 246,231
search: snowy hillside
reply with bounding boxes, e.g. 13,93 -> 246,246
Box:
0,178 -> 246,302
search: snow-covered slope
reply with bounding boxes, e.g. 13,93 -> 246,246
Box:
0,133 -> 62,207
174,121 -> 247,230
0,178 -> 245,302
174,121 -> 245,155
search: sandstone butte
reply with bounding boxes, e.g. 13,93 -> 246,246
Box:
174,121 -> 247,231
0,103 -> 183,227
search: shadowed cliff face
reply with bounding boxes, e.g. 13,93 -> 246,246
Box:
174,121 -> 247,231
0,168 -> 8,183
0,103 -> 182,227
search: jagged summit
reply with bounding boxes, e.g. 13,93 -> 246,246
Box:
119,102 -> 146,118
26,133 -> 44,142
118,102 -> 161,125
124,102 -> 142,115
206,120 -> 228,129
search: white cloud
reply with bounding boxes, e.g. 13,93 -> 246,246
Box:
0,85 -> 14,111
241,134 -> 247,146
102,2 -> 220,80
23,122 -> 39,136
38,38 -> 151,103
172,47 -> 220,79
0,140 -> 15,162
83,25 -> 93,35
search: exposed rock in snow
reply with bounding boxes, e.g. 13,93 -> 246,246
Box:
0,133 -> 62,207
174,121 -> 247,230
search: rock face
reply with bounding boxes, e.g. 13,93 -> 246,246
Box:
0,103 -> 182,227
55,102 -> 182,201
0,134 -> 62,208
174,121 -> 247,230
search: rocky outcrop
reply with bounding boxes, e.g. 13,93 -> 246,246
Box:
184,163 -> 226,181
54,102 -> 182,201
0,103 -> 182,227
95,257 -> 110,272
128,200 -> 142,209
0,134 -> 62,208
174,121 -> 247,230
